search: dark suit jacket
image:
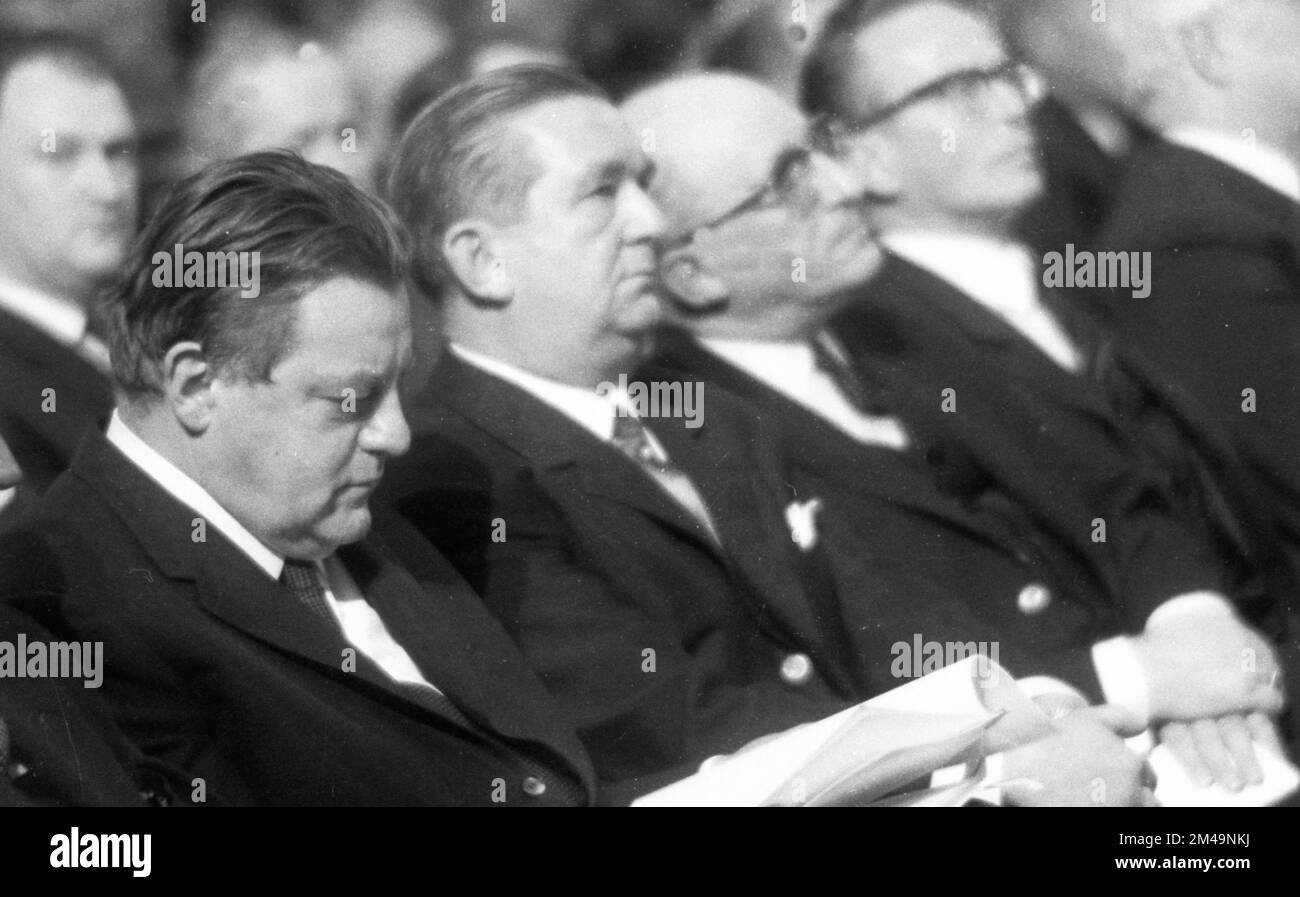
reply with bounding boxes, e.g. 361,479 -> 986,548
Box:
830,254 -> 1271,629
0,602 -> 186,807
1091,139 -> 1300,581
375,351 -> 854,800
1017,97 -> 1152,254
0,431 -> 596,806
0,305 -> 112,518
644,331 -> 1125,699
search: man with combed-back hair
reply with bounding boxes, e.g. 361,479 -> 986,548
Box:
0,150 -> 597,806
379,65 -> 865,801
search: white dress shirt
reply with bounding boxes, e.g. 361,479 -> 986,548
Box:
105,412 -> 444,694
451,344 -> 626,443
450,344 -> 720,544
0,276 -> 111,373
0,278 -> 107,512
699,336 -> 910,451
1165,126 -> 1300,204
882,232 -> 1085,373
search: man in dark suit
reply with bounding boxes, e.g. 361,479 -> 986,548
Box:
622,69 -> 1285,796
626,71 -> 1124,694
0,601 -> 187,807
0,152 -> 596,806
997,0 -> 1154,252
1086,0 -> 1300,585
798,0 -> 1289,779
380,66 -> 859,801
376,65 -> 1153,807
0,34 -> 135,520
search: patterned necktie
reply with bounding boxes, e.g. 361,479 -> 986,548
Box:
811,331 -> 891,416
610,412 -> 721,545
280,559 -> 336,625
281,559 -> 478,730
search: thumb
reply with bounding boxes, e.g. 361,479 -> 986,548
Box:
1083,703 -> 1147,738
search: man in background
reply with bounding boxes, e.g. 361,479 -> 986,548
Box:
0,33 -> 135,515
1088,0 -> 1300,588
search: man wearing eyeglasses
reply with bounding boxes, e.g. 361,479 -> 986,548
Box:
801,0 -> 1294,780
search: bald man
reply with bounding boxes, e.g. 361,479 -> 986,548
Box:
625,70 -> 1288,796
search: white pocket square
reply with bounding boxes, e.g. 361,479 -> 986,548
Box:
785,499 -> 823,552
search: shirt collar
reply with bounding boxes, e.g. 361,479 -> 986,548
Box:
1165,126 -> 1300,203
450,343 -> 628,441
881,232 -> 1041,316
106,411 -> 284,579
698,336 -> 819,396
0,276 -> 88,347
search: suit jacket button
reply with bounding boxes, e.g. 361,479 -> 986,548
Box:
780,653 -> 813,685
1017,583 -> 1052,615
522,776 -> 547,798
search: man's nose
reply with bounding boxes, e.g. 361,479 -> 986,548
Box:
361,389 -> 411,458
623,181 -> 666,243
983,71 -> 1037,122
810,151 -> 864,206
74,147 -> 137,205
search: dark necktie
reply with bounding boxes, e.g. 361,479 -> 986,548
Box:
811,331 -> 891,416
280,559 -> 336,624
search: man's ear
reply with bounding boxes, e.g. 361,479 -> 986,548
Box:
442,220 -> 514,306
659,248 -> 729,312
160,341 -> 215,435
1179,16 -> 1233,88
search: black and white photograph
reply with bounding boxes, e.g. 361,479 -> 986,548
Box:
0,0 -> 1295,874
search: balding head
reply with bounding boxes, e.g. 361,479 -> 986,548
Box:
623,73 -> 808,233
622,73 -> 882,340
1034,0 -> 1300,145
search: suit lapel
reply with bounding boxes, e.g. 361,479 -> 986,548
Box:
73,433 -> 494,733
652,333 -> 1020,552
877,256 -> 1120,424
340,538 -> 595,785
425,351 -> 724,559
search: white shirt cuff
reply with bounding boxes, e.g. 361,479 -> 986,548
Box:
1146,591 -> 1235,630
1093,635 -> 1152,727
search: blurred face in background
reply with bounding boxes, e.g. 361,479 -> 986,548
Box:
0,57 -> 138,300
831,2 -> 1043,234
1217,0 -> 1300,134
194,45 -> 375,190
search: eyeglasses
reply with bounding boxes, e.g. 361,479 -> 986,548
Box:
827,61 -> 1042,135
661,146 -> 821,252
